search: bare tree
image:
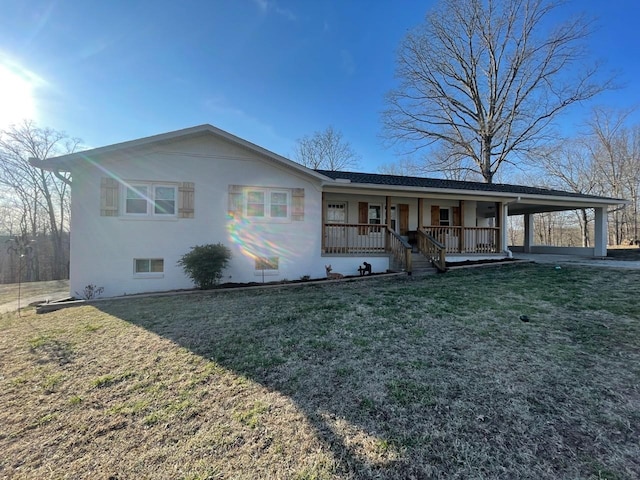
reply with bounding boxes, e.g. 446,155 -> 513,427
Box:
383,0 -> 612,183
540,139 -> 601,247
293,126 -> 360,171
0,120 -> 81,281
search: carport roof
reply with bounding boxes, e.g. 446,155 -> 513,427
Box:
316,170 -> 624,203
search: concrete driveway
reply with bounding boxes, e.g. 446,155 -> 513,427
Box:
513,253 -> 640,270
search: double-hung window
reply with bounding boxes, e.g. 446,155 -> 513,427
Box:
245,188 -> 290,220
125,183 -> 177,217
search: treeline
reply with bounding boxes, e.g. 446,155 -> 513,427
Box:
0,121 -> 79,284
1,233 -> 70,284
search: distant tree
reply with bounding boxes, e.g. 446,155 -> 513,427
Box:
383,0 -> 612,183
293,126 -> 360,171
0,120 -> 81,280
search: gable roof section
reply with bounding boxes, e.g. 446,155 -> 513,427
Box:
35,124 -> 328,181
316,170 -> 625,204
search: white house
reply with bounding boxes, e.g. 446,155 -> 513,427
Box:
36,124 -> 626,298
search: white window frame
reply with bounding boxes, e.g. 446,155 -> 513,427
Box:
244,188 -> 291,221
124,182 -> 177,218
326,202 -> 347,223
133,258 -> 165,278
368,204 -> 382,225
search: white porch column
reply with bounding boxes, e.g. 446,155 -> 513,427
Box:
501,203 -> 510,255
523,213 -> 534,253
594,207 -> 608,257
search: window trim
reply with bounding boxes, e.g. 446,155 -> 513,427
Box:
244,187 -> 291,221
124,182 -> 178,218
133,258 -> 165,278
326,202 -> 347,223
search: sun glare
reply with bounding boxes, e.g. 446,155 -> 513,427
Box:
0,61 -> 37,129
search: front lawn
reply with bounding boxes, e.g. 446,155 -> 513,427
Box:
1,264 -> 638,479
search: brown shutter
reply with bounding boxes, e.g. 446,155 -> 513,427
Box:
228,185 -> 244,218
453,206 -> 461,226
358,202 -> 368,234
399,204 -> 409,235
430,205 -> 440,226
291,188 -> 304,221
100,177 -> 119,216
178,182 -> 195,218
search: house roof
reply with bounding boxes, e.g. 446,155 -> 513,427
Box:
316,170 -> 625,205
33,123 -> 328,181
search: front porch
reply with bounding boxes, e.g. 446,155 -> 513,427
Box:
321,193 -> 509,273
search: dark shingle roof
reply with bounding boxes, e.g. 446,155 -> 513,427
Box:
315,170 -> 621,202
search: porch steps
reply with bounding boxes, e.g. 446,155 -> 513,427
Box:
410,252 -> 439,275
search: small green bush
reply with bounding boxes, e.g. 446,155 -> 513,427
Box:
178,243 -> 232,289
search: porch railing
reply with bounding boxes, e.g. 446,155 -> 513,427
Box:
417,229 -> 446,272
422,226 -> 499,254
387,229 -> 412,273
323,223 -> 386,254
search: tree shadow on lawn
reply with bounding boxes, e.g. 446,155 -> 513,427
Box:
94,272 -> 640,479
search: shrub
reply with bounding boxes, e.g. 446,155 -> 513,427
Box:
178,243 -> 232,289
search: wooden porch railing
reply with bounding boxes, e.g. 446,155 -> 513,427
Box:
417,229 -> 446,272
422,226 -> 499,254
323,223 -> 412,272
387,229 -> 412,273
323,223 -> 386,254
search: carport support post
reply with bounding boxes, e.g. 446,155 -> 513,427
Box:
523,214 -> 534,253
594,207 -> 608,257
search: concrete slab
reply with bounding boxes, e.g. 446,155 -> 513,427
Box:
512,253 -> 640,269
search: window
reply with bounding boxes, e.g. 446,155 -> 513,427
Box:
255,256 -> 279,276
439,208 -> 450,226
368,204 -> 382,225
154,186 -> 176,215
245,188 -> 290,220
134,258 -> 164,276
126,186 -> 149,214
326,203 -> 346,223
125,183 -> 177,216
247,190 -> 265,217
270,191 -> 288,218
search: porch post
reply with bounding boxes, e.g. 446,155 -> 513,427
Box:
594,207 -> 608,257
523,213 -> 534,253
321,192 -> 326,253
418,198 -> 423,229
498,202 -> 509,254
385,196 -> 391,251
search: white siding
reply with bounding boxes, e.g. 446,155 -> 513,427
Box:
69,136 -> 323,297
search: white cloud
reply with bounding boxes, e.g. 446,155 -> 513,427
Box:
252,0 -> 297,21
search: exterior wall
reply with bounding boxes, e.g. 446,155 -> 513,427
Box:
422,199 -> 476,226
69,135 -> 323,297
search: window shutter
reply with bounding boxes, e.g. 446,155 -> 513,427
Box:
358,202 -> 368,234
100,177 -> 119,216
430,205 -> 440,226
453,206 -> 461,226
178,182 -> 195,218
228,185 -> 244,218
291,188 -> 304,221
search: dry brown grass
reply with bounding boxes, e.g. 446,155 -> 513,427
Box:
0,279 -> 68,306
1,264 -> 639,479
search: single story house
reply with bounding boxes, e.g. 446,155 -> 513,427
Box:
36,124 -> 626,298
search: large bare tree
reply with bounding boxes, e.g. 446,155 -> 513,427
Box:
293,126 -> 360,171
0,121 -> 80,281
383,0 -> 611,183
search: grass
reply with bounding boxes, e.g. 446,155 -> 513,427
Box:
0,279 -> 69,306
0,264 -> 639,479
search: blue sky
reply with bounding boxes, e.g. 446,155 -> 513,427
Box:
1,0 -> 639,173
